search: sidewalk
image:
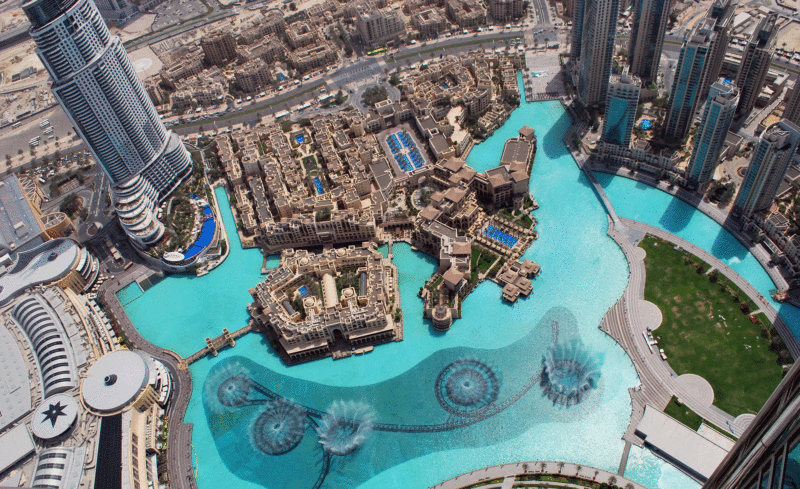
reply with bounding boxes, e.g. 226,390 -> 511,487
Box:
431,461 -> 645,489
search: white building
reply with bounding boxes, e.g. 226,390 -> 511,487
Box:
22,0 -> 193,248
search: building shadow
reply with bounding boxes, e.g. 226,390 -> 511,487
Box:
710,218 -> 748,263
658,196 -> 695,234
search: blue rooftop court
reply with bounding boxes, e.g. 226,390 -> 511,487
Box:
484,225 -> 518,247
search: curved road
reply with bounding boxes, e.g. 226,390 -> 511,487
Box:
99,266 -> 197,489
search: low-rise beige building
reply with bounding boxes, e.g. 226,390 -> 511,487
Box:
248,244 -> 401,364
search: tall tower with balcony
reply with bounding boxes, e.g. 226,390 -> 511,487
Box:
22,0 -> 192,248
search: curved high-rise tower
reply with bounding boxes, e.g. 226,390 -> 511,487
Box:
22,0 -> 192,248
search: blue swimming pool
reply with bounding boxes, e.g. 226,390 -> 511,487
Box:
182,208 -> 216,260
442,82 -> 450,89
120,76 -> 699,489
484,225 -> 518,247
298,286 -> 311,297
278,73 -> 287,81
313,177 -> 324,195
640,119 -> 652,130
295,134 -> 305,144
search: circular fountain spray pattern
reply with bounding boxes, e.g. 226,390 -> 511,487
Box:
540,340 -> 600,406
250,399 -> 307,455
316,400 -> 375,456
217,375 -> 253,407
435,359 -> 501,416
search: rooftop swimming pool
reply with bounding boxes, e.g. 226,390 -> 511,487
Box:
295,134 -> 305,144
118,73 -> 717,489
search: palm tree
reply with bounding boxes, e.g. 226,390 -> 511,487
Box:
540,461 -> 547,473
522,463 -> 529,473
575,465 -> 582,476
608,475 -> 618,486
593,470 -> 599,481
625,484 -> 635,489
557,461 -> 565,474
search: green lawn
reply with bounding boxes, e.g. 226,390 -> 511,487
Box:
640,235 -> 785,417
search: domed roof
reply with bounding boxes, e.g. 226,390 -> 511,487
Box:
82,351 -> 149,414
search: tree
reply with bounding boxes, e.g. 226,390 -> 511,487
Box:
17,149 -> 23,156
289,2 -> 297,10
608,475 -> 618,486
540,462 -> 547,473
575,465 -> 582,476
593,470 -> 599,481
557,461 -> 565,474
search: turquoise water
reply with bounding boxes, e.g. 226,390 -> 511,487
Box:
119,73 -> 701,488
116,188 -> 277,357
597,173 -> 800,341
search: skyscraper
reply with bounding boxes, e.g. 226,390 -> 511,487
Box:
570,0 -> 587,61
627,0 -> 671,83
702,360 -> 800,488
698,0 -> 734,99
735,13 -> 778,119
783,77 -> 800,126
22,0 -> 192,248
732,120 -> 800,219
601,67 -> 640,147
577,0 -> 620,106
662,21 -> 712,142
685,80 -> 739,187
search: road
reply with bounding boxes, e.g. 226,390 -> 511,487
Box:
100,267 -> 197,489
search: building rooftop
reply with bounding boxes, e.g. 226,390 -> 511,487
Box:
31,394 -> 79,440
0,424 -> 35,474
635,405 -> 729,482
0,238 -> 83,306
0,174 -> 45,256
82,351 -> 149,415
0,323 -> 32,432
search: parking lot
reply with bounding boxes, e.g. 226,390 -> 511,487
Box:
149,0 -> 208,31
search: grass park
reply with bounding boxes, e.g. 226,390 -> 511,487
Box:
640,235 -> 788,417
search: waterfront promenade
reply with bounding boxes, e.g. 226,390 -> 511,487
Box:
581,166 -> 774,444
98,263 -> 197,489
430,461 -> 646,489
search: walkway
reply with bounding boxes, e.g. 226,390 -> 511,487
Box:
430,461 -> 646,489
591,164 -> 789,292
602,217 -> 752,442
98,261 -> 197,489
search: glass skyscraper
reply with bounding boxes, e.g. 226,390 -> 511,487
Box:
732,120 -> 800,219
577,0 -> 620,106
627,0 -> 670,83
703,360 -> 800,488
685,80 -> 739,188
663,21 -> 712,142
601,68 -> 640,148
735,13 -> 778,119
22,0 -> 192,248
